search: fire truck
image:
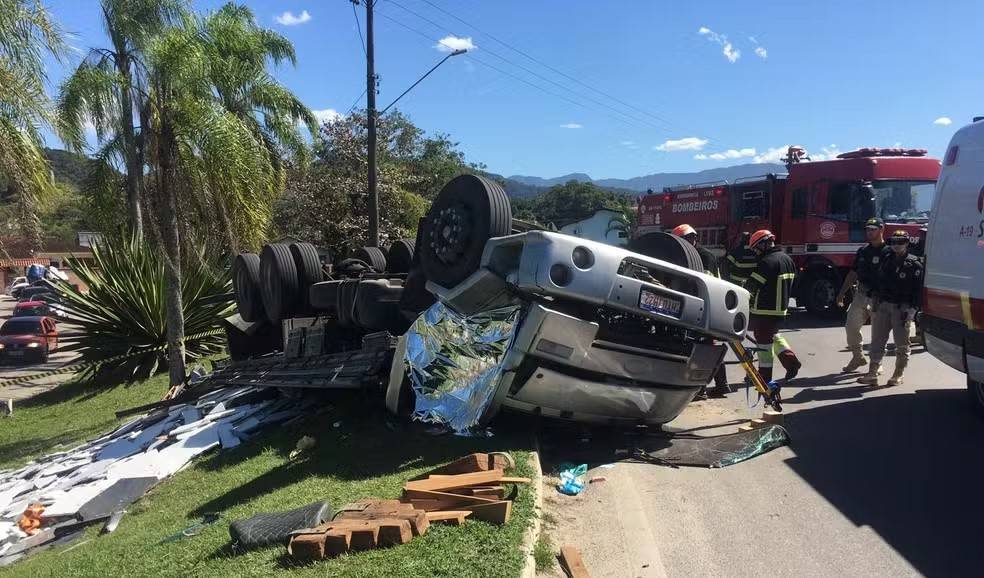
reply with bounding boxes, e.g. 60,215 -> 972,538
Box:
636,146 -> 940,314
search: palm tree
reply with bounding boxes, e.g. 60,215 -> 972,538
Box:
58,0 -> 185,241
0,0 -> 66,250
143,6 -> 311,386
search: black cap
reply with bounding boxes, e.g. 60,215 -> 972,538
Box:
864,217 -> 884,229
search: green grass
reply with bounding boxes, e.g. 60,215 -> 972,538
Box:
533,534 -> 556,573
0,384 -> 536,577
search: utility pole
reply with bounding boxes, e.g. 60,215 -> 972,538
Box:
365,0 -> 379,247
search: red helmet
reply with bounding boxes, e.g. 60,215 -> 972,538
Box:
671,224 -> 697,238
749,229 -> 775,248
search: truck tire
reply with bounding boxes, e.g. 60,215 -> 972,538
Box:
420,174 -> 512,289
969,377 -> 984,418
629,232 -> 703,272
233,253 -> 265,322
803,272 -> 839,316
260,243 -> 299,322
353,246 -> 387,272
289,243 -> 323,302
386,239 -> 415,274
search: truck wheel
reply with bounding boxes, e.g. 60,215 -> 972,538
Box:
289,242 -> 324,313
420,174 -> 512,289
969,377 -> 984,418
803,273 -> 838,315
629,232 -> 703,272
353,246 -> 387,272
386,239 -> 415,274
233,253 -> 265,322
260,243 -> 299,322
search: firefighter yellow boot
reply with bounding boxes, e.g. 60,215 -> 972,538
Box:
887,360 -> 907,387
842,351 -> 868,373
857,362 -> 881,385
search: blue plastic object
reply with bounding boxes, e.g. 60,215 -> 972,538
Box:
556,463 -> 588,496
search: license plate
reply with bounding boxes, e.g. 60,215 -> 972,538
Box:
7,350 -> 23,357
639,289 -> 683,317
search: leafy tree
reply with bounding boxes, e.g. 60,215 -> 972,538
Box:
522,180 -> 636,227
58,0 -> 185,241
0,0 -> 67,251
273,110 -> 474,257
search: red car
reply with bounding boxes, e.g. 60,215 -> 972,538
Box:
13,300 -> 51,318
0,316 -> 58,363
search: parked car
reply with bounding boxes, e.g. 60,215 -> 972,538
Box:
922,117 -> 984,415
0,316 -> 58,364
6,276 -> 28,297
13,301 -> 52,318
17,286 -> 55,302
30,293 -> 67,319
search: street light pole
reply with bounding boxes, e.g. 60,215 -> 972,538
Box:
365,0 -> 379,247
379,49 -> 466,115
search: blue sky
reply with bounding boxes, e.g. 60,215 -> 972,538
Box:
42,0 -> 983,179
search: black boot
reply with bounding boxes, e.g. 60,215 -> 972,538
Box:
708,366 -> 730,397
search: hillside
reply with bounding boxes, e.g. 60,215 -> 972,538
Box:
44,147 -> 91,188
502,162 -> 786,197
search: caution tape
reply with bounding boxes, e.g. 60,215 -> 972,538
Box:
0,328 -> 225,389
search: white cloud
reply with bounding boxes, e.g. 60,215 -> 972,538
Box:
754,145 -> 792,164
697,26 -> 740,63
754,46 -> 768,59
312,108 -> 342,125
655,136 -> 708,152
933,116 -> 952,126
748,35 -> 758,43
752,144 -> 844,163
275,10 -> 311,26
694,148 -> 757,161
435,35 -> 475,53
559,123 -> 583,129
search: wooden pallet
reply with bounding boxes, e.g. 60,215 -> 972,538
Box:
287,500 -> 427,562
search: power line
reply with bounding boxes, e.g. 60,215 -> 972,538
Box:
382,1 -> 674,134
413,0 -> 738,149
351,1 -> 368,58
346,87 -> 368,115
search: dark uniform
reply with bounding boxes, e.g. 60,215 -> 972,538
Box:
865,242 -> 923,384
724,244 -> 757,285
743,246 -> 800,382
696,245 -> 720,277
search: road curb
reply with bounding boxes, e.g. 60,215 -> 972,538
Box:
520,442 -> 544,578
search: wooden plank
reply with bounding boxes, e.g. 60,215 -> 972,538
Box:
403,470 -> 504,492
323,529 -> 351,558
375,519 -> 413,546
335,503 -> 429,537
403,498 -> 467,512
425,510 -> 471,526
489,453 -> 511,471
559,546 -> 590,578
348,523 -> 379,551
401,488 -> 499,505
459,501 -> 511,525
288,533 -> 327,561
498,477 -> 531,484
468,487 -> 506,499
410,453 -> 489,481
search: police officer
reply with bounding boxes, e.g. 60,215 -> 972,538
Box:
672,224 -> 728,397
859,230 -> 923,386
742,230 -> 801,383
671,224 -> 719,276
724,232 -> 757,285
835,217 -> 890,373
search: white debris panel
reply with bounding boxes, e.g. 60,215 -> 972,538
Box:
0,387 -> 308,563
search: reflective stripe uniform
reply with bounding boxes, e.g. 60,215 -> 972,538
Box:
742,246 -> 799,381
725,245 -> 757,285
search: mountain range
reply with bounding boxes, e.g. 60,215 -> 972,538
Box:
499,162 -> 787,198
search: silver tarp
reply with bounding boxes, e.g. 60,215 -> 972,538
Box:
404,302 -> 522,433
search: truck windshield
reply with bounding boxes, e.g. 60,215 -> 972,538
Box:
871,180 -> 935,223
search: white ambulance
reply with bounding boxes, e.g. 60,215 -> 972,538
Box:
923,117 -> 984,414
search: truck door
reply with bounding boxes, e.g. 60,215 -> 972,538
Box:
730,180 -> 772,239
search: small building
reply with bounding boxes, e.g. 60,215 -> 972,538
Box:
556,209 -> 630,247
0,235 -> 94,292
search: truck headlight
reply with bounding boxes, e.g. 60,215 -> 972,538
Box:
26,342 -> 40,348
549,263 -> 573,287
572,246 -> 594,270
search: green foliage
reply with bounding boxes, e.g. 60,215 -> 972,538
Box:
273,110 -> 475,256
518,180 -> 636,227
534,534 -> 557,572
55,235 -> 233,385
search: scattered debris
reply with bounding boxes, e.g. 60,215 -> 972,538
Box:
557,464 -> 587,496
1,398 -> 11,417
229,501 -> 331,551
559,545 -> 591,578
632,425 -> 791,468
739,408 -> 785,432
160,513 -> 222,544
289,436 -> 317,460
588,476 -> 606,484
0,386 -> 310,565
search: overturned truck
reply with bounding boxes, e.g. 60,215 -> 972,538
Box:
223,175 -> 750,430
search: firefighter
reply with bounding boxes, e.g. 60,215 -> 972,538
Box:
724,231 -> 757,285
742,230 -> 801,383
672,224 -> 728,397
671,224 -> 719,277
835,217 -> 890,373
858,230 -> 923,386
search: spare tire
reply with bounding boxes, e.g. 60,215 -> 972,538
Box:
289,242 -> 323,312
630,232 -> 703,272
386,239 -> 415,274
232,253 -> 265,322
420,174 -> 512,288
259,243 -> 299,322
353,246 -> 387,272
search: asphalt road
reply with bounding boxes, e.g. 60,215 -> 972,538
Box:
538,310 -> 979,578
0,296 -> 80,403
